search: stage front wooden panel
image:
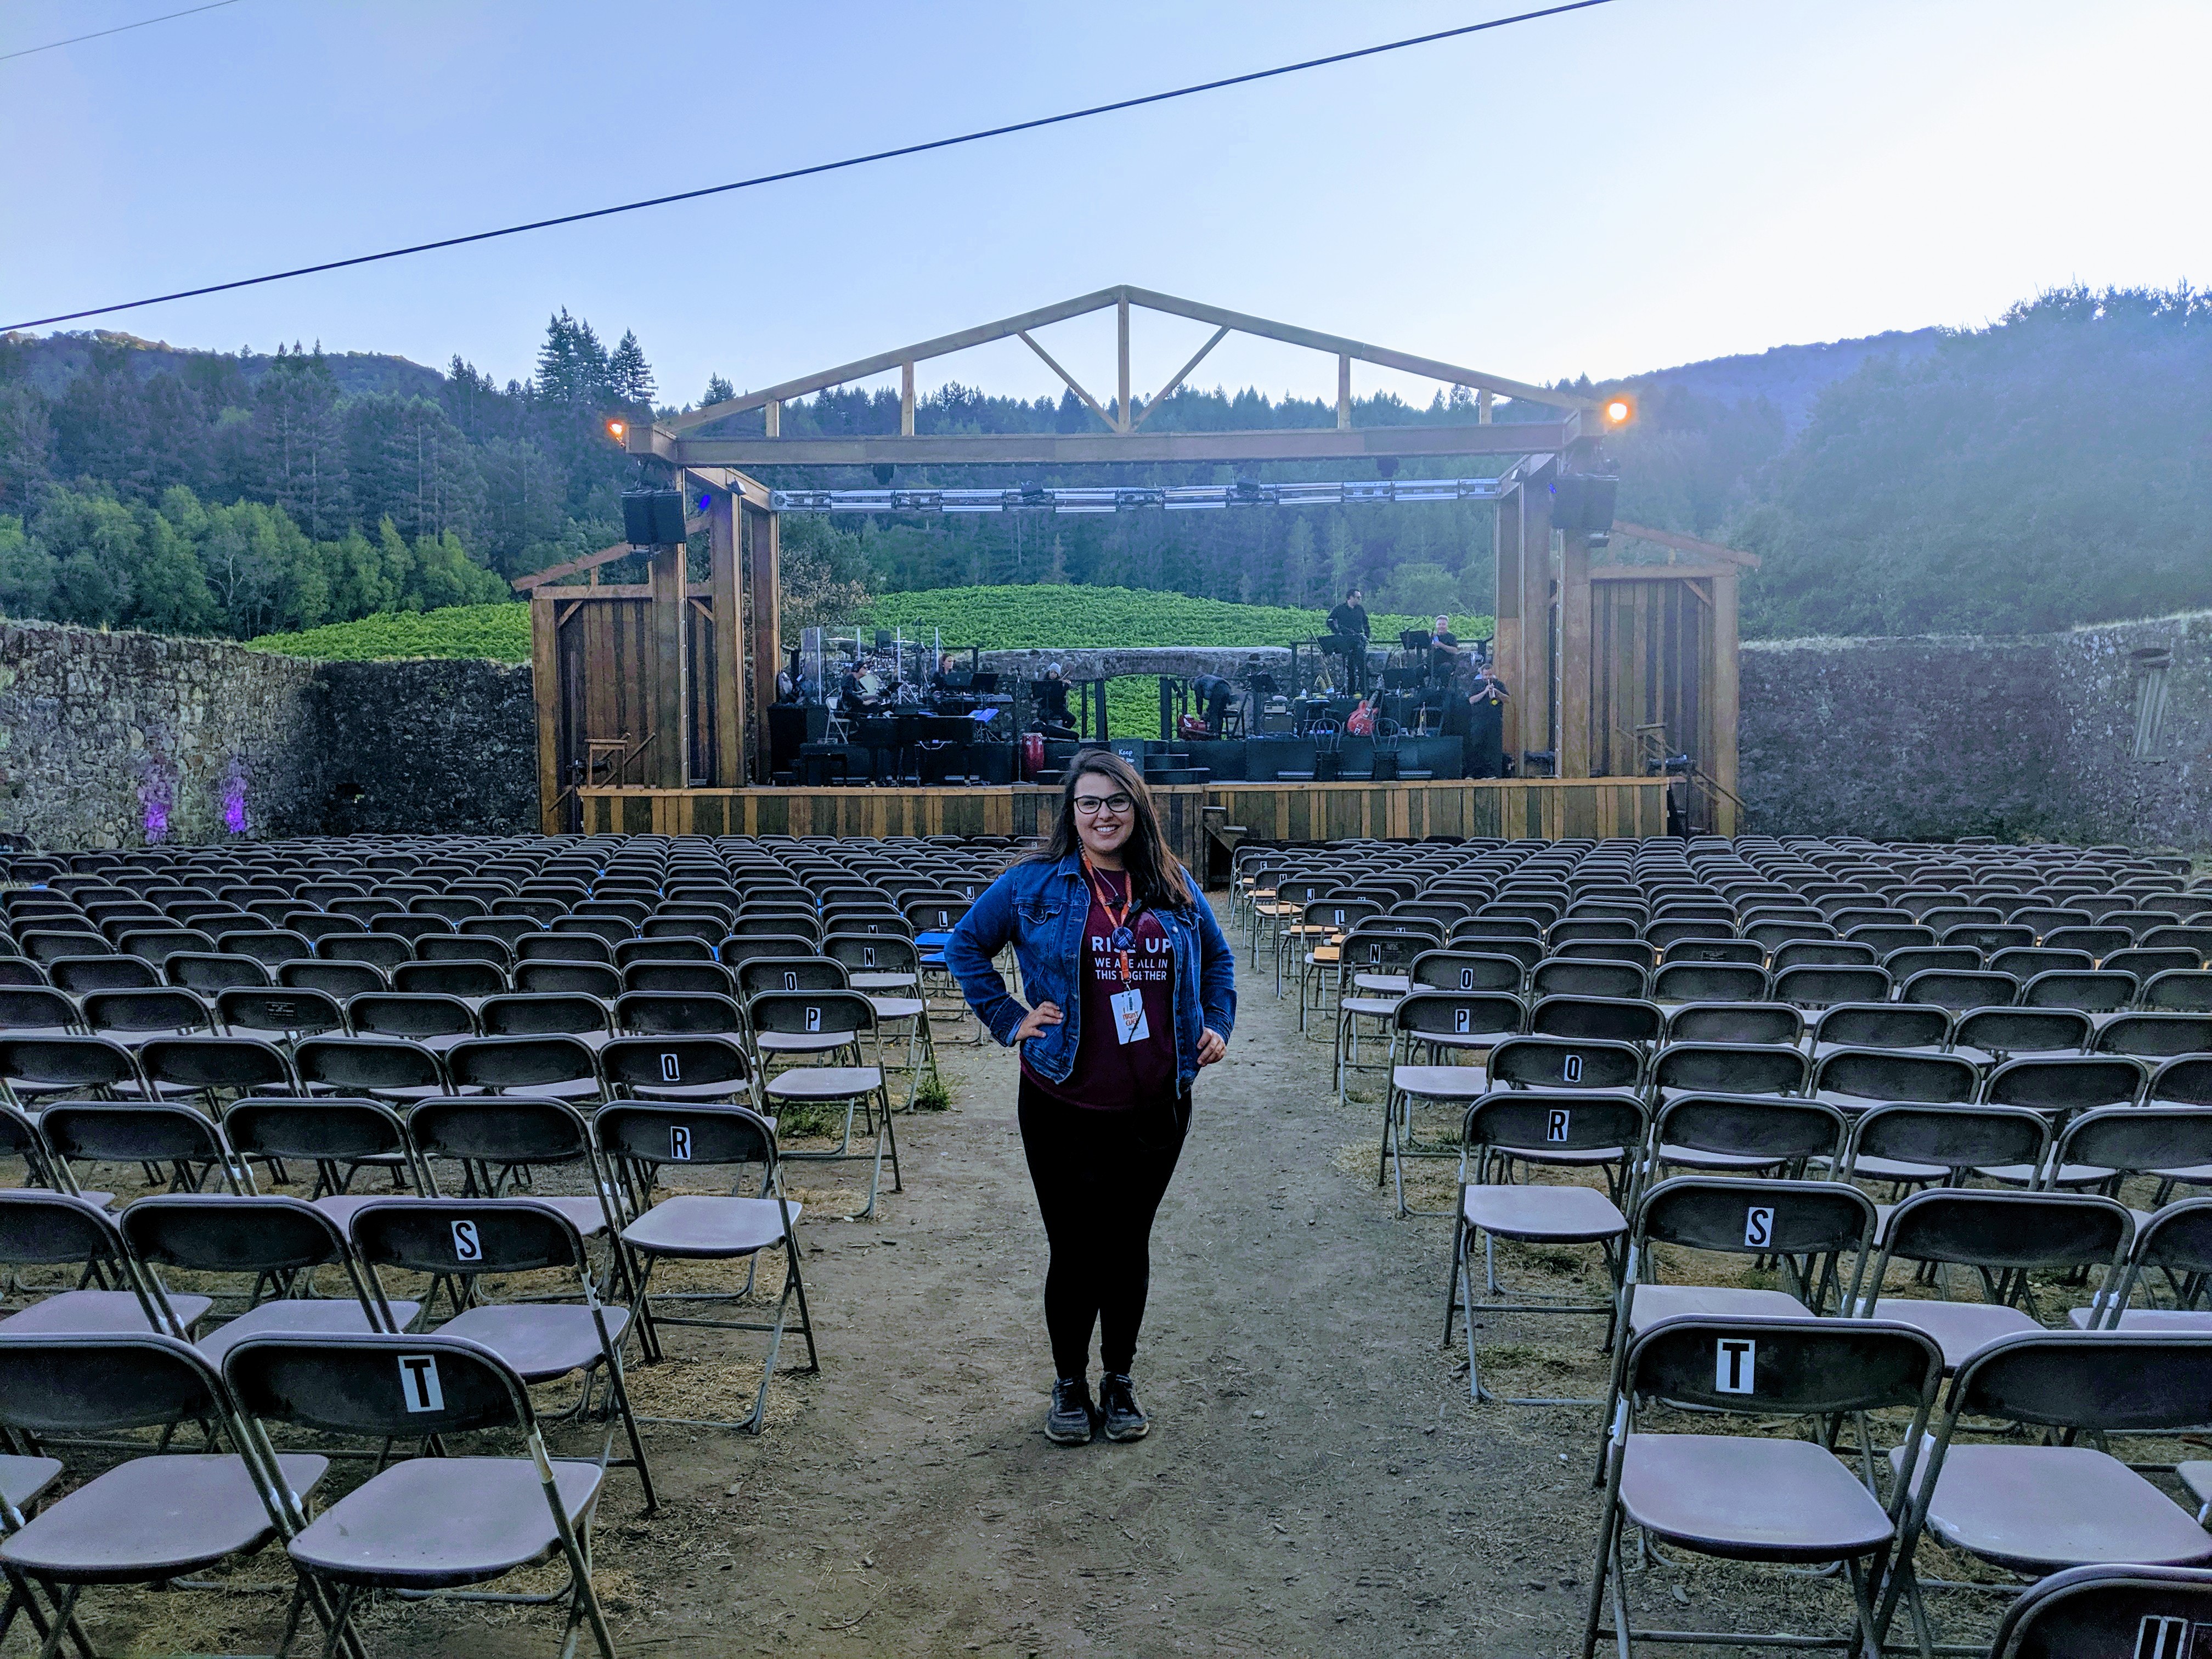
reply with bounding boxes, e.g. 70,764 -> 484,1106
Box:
1206,778 -> 1668,843
577,777 -> 1666,857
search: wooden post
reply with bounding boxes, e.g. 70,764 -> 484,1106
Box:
1336,354 -> 1351,430
1711,569 -> 1741,833
1116,294 -> 1131,431
1520,466 -> 1555,768
1477,387 -> 1493,424
764,398 -> 780,437
1492,482 -> 1523,762
708,486 -> 743,788
900,362 -> 915,436
1558,530 -> 1593,778
746,504 -> 781,785
531,588 -> 562,834
647,532 -> 689,788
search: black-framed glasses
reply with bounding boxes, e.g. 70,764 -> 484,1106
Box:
1072,792 -> 1135,817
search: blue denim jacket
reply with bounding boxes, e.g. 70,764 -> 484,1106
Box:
943,853 -> 1238,1094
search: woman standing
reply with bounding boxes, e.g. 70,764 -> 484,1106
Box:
944,750 -> 1237,1445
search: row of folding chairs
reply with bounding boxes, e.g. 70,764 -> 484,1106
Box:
0,986 -> 905,1217
1425,1100 -> 2212,1652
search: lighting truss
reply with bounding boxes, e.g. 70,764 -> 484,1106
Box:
768,477 -> 1508,515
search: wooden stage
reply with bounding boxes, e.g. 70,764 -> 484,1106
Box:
575,776 -> 1672,872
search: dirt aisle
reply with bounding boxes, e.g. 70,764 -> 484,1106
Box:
596,916 -> 1601,1658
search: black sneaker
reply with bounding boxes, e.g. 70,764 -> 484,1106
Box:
1045,1377 -> 1097,1445
1098,1373 -> 1149,1441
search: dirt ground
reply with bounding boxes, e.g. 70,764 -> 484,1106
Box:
46,902 -> 2123,1657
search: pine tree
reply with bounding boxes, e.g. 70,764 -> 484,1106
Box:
702,374 -> 736,408
252,346 -> 348,538
607,330 -> 654,406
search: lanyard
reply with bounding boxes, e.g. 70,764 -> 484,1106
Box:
1081,856 -> 1139,988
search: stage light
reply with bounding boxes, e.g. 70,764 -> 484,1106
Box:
606,418 -> 627,441
1604,397 -> 1633,426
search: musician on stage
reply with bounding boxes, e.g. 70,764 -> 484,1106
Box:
1189,673 -> 1236,737
932,651 -> 967,697
839,663 -> 882,718
1325,586 -> 1372,694
1031,663 -> 1079,740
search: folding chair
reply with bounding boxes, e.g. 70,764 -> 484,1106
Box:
1665,1001 -> 1805,1047
137,1034 -> 297,1107
1858,1188 -> 2132,1372
1837,1102 -> 2050,1212
1985,1562 -> 2212,1659
120,1193 -> 415,1363
407,1094 -> 625,1252
0,1191 -> 206,1336
1812,1002 -> 1952,1060
1651,1092 -> 1846,1180
41,1099 -> 247,1199
594,1102 -> 815,1434
1379,990 -> 1523,1218
1581,1317 -> 1943,1659
295,1035 -> 451,1104
1443,1089 -> 1646,1403
1883,1332 -> 2212,1651
746,991 -> 900,1219
1600,1176 -> 1878,1444
0,1333 -> 331,1651
445,1035 -> 603,1104
224,1095 -> 424,1230
222,1332 -> 617,1659
1330,932 -> 1425,1104
348,1198 -> 652,1510
46,956 -> 160,997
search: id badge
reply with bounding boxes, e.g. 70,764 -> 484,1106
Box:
1108,987 -> 1149,1045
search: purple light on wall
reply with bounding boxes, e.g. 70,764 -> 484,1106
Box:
222,762 -> 249,836
138,772 -> 172,843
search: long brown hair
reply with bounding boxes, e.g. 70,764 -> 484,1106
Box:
1025,748 -> 1195,912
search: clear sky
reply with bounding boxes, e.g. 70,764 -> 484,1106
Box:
4,0 -> 2206,412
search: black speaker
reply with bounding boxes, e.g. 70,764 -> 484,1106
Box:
621,486 -> 687,548
1549,472 -> 1620,538
768,704 -> 828,774
974,743 -> 1016,785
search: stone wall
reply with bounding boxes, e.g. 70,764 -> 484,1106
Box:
317,658 -> 537,837
4,608 -> 2205,852
1739,611 -> 2212,850
0,620 -> 537,849
0,619 -> 327,848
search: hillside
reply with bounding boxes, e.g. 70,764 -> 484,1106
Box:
1613,328 -> 1941,433
0,329 -> 445,401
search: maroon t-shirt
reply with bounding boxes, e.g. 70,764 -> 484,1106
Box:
1020,867 -> 1176,1110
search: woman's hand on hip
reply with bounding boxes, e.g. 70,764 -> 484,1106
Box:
1196,1028 -> 1227,1066
1012,1001 -> 1064,1043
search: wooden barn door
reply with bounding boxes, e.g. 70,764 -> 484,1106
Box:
1588,575 -> 1716,830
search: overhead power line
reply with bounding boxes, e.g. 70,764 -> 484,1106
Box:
0,0 -> 241,65
4,0 -> 1615,333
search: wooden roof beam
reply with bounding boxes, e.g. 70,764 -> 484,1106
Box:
1609,518 -> 1761,569
1017,331 -> 1116,432
654,283 -> 1593,442
667,420 -> 1573,469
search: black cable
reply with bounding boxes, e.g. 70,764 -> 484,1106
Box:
0,0 -> 241,65
5,0 -> 1613,332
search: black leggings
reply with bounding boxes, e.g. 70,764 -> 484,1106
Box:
1018,1075 -> 1189,1380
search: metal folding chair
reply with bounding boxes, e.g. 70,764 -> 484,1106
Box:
1443,1088 -> 1647,1404
1582,1317 -> 1942,1659
222,1331 -> 617,1659
594,1102 -> 815,1434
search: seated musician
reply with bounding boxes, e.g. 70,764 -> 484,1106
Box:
1030,663 -> 1077,740
838,664 -> 878,717
930,651 -> 967,695
1189,672 -> 1236,736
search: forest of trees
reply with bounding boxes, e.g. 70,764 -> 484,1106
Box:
0,283 -> 2204,642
